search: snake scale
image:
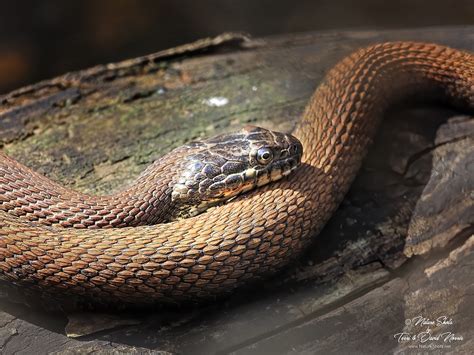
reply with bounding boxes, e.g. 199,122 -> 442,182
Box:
0,42 -> 473,308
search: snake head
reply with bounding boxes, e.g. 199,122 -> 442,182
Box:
171,125 -> 303,218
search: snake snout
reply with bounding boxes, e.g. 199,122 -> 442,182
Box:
259,131 -> 303,183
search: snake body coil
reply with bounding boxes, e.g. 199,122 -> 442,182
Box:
0,42 -> 473,307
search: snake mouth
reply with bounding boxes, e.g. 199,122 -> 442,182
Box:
257,155 -> 301,187
196,154 -> 301,210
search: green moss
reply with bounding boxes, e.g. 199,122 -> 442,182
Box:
3,55 -> 313,195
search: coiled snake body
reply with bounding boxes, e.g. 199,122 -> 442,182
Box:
0,42 -> 473,307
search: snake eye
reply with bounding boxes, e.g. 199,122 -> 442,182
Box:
256,147 -> 274,165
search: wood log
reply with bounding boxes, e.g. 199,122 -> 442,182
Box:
0,26 -> 472,354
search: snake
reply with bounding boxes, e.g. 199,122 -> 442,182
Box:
0,42 -> 472,308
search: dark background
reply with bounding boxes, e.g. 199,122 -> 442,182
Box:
1,0 -> 473,94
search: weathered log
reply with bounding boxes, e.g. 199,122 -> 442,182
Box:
0,26 -> 472,354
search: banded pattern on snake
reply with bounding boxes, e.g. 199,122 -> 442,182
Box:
0,42 -> 472,307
